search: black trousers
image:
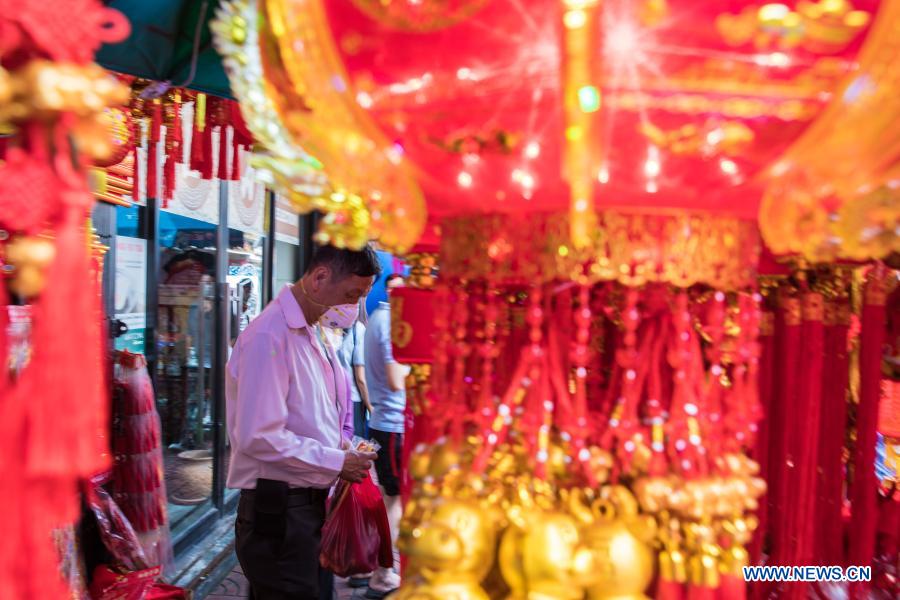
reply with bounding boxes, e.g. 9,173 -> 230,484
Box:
370,428 -> 403,497
235,488 -> 333,600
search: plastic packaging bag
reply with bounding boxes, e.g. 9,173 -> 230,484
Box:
111,351 -> 173,573
319,475 -> 393,577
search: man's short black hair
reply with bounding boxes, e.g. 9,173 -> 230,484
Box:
306,244 -> 382,280
385,273 -> 404,285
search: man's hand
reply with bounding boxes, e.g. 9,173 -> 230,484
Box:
340,448 -> 377,483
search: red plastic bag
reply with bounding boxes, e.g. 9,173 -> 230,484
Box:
319,477 -> 393,577
89,565 -> 188,600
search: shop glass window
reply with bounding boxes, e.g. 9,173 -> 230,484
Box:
157,210 -> 218,531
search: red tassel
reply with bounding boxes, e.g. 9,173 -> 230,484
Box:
217,125 -> 229,180
21,198 -> 109,480
0,277 -> 8,395
768,292 -> 801,566
190,117 -> 204,173
848,266 -> 889,599
686,584 -> 717,600
162,151 -> 175,207
231,140 -> 242,180
200,117 -> 213,180
171,99 -> 183,163
147,101 -> 161,200
750,309 -> 775,565
718,575 -> 746,600
817,295 -> 850,566
656,580 -> 685,600
795,293 -> 825,561
778,292 -> 825,600
131,143 -> 141,204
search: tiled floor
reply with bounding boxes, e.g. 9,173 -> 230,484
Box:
205,560 -> 368,600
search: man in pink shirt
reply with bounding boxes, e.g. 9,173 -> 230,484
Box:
226,245 -> 380,599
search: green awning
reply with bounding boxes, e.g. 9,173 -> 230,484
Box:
97,0 -> 232,98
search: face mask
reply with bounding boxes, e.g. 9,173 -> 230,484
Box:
320,303 -> 359,329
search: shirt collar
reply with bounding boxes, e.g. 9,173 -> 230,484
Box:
278,284 -> 311,330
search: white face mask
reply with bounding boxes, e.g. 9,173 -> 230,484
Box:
320,303 -> 360,330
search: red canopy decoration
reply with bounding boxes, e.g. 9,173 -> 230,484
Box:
207,0 -> 899,597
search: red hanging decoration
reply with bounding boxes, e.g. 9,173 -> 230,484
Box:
0,1 -> 128,597
848,265 -> 889,599
146,99 -> 161,200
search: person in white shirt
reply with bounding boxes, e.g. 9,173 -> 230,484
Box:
226,245 -> 380,600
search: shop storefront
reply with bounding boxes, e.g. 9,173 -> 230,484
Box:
92,153 -> 307,591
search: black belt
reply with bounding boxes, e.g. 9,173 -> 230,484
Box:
241,486 -> 329,507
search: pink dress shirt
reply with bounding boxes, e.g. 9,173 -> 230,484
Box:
226,285 -> 353,490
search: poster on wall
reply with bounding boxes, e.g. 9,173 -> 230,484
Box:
274,194 -> 300,245
228,150 -> 267,238
114,236 -> 148,354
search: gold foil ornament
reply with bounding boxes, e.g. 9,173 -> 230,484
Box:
500,506 -> 596,600
396,499 -> 496,600
575,486 -> 656,600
